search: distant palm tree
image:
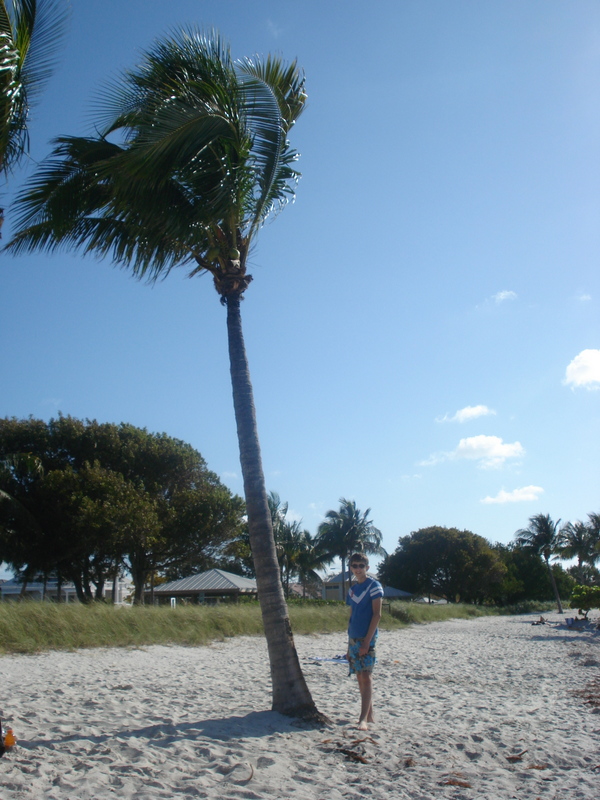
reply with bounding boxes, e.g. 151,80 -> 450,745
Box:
588,512 -> 600,553
295,530 -> 328,597
268,492 -> 327,596
558,520 -> 599,585
0,0 -> 67,232
317,498 -> 385,599
515,513 -> 563,613
6,29 -> 322,720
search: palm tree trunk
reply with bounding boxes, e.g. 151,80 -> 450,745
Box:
226,295 -> 326,721
545,558 -> 564,614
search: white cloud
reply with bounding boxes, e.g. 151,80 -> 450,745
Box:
437,404 -> 496,423
421,435 -> 524,469
481,485 -> 544,504
563,349 -> 600,389
577,293 -> 592,302
455,435 -> 524,467
286,508 -> 304,524
221,471 -> 238,481
493,290 -> 517,304
266,19 -> 283,38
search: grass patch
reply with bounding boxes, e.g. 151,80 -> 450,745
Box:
387,600 -> 556,625
0,598 -> 556,656
0,601 -> 265,654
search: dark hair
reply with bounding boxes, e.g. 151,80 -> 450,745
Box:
350,552 -> 369,566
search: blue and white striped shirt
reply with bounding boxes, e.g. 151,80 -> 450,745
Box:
346,578 -> 383,644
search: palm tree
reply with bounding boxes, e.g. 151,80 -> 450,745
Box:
515,513 -> 564,613
295,530 -> 328,598
0,0 -> 67,232
558,520 -> 599,585
268,492 -> 327,597
588,512 -> 600,556
316,498 -> 385,599
6,29 -> 324,720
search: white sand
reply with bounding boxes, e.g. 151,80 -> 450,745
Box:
1,612 -> 599,799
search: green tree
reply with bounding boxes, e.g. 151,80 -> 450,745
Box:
515,513 -> 564,613
570,584 -> 600,619
0,416 -> 245,601
0,450 -> 44,589
294,530 -> 327,598
316,498 -> 384,599
36,461 -> 160,603
588,512 -> 600,563
491,542 -> 574,604
6,31 -> 322,719
267,492 -> 326,597
379,526 -> 506,603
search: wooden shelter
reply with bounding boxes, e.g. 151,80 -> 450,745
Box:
150,569 -> 257,604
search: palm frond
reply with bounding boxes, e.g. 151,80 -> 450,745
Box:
6,26 -> 306,291
237,54 -> 307,133
0,0 -> 68,173
10,0 -> 68,95
7,134 -> 205,279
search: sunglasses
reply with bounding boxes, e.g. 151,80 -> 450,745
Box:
351,563 -> 367,569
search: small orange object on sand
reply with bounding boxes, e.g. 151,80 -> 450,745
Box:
3,728 -> 16,748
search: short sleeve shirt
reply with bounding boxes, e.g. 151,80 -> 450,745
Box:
346,578 -> 384,645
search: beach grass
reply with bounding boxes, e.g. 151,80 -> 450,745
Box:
386,599 -> 554,625
0,598 -> 555,655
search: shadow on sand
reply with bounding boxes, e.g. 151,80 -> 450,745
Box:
18,709 -> 320,751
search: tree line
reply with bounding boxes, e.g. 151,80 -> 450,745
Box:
0,417 -> 389,603
378,512 -> 600,606
0,416 -> 245,603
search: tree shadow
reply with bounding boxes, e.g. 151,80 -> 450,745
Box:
18,709 -> 316,751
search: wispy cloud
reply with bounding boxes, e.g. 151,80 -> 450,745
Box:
286,508 -> 304,524
476,290 -> 518,311
577,293 -> 592,302
481,485 -> 544,504
493,290 -> 517,304
266,19 -> 283,38
41,397 -> 62,409
221,471 -> 238,481
421,435 -> 524,469
436,405 -> 496,423
563,348 -> 600,389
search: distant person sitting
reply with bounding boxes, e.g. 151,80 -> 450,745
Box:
346,553 -> 383,730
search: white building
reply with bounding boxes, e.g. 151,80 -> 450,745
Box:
0,577 -> 133,603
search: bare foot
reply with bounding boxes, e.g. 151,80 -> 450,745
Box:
356,720 -> 369,730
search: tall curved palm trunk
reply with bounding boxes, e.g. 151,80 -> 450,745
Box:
226,295 -> 318,716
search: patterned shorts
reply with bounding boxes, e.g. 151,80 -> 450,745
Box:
347,637 -> 377,676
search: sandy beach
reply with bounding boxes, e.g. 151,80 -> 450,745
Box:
1,612 -> 599,799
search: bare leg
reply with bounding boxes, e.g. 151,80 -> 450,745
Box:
356,671 -> 374,729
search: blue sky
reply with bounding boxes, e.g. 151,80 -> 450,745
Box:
2,0 -> 599,573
